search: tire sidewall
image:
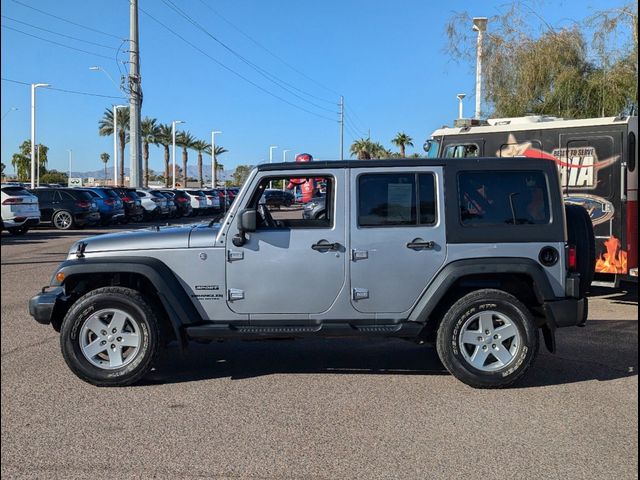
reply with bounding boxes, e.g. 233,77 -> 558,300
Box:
438,291 -> 538,388
60,290 -> 157,386
53,210 -> 74,230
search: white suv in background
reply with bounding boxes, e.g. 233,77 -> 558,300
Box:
1,185 -> 41,235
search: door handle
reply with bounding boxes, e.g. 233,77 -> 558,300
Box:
406,240 -> 435,250
311,241 -> 339,251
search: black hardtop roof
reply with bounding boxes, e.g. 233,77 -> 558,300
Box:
257,157 -> 555,171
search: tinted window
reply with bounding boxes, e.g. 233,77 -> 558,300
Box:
34,189 -> 55,202
83,190 -> 100,198
628,132 -> 636,172
418,174 -> 436,225
358,174 -> 416,226
2,187 -> 31,196
458,171 -> 550,226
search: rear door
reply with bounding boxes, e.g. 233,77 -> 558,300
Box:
349,167 -> 447,314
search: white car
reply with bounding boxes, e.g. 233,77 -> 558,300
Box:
1,185 -> 41,235
135,189 -> 169,219
184,190 -> 207,216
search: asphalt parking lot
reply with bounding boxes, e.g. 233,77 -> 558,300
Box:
1,223 -> 638,479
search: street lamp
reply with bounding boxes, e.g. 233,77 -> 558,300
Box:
281,149 -> 290,191
456,93 -> 466,119
67,149 -> 73,184
269,146 -> 277,188
472,17 -> 488,119
112,104 -> 127,186
172,120 -> 185,188
2,106 -> 18,120
211,130 -> 222,187
89,66 -> 120,91
31,83 -> 51,189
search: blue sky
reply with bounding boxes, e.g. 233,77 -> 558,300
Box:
0,0 -> 625,176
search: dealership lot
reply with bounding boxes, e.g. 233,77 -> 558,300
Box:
1,225 -> 637,479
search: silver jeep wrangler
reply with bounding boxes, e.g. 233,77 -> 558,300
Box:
29,158 -> 592,388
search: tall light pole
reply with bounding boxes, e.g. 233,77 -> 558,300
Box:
457,93 -> 466,119
30,83 -> 50,189
112,104 -> 127,187
269,146 -> 277,189
282,149 -> 290,163
211,130 -> 222,187
472,17 -> 488,119
128,0 -> 143,188
36,144 -> 40,187
172,120 -> 184,188
67,149 -> 73,184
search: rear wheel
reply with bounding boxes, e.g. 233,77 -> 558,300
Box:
436,289 -> 539,388
565,204 -> 595,296
60,287 -> 161,387
53,210 -> 75,230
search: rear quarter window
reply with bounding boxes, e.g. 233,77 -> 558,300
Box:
458,171 -> 550,226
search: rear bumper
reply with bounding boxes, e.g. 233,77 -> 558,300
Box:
28,287 -> 65,325
543,297 -> 587,328
3,215 -> 40,228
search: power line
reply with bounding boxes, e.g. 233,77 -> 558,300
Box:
138,5 -> 337,123
2,24 -> 115,60
160,0 -> 338,114
11,0 -> 124,40
2,15 -> 118,50
198,0 -> 341,101
1,77 -> 127,99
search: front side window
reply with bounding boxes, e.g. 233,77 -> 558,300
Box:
249,175 -> 333,229
444,144 -> 479,158
458,171 -> 550,226
358,173 -> 436,227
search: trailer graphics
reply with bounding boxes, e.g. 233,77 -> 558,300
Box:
428,116 -> 638,281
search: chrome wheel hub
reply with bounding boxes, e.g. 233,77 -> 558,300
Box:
80,308 -> 141,370
458,310 -> 521,372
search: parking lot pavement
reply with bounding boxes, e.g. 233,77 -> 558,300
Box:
1,226 -> 638,479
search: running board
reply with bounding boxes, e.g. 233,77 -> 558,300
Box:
185,322 -> 423,341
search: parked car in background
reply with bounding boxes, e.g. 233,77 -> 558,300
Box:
29,187 -> 99,230
156,191 -> 178,218
302,194 -> 326,220
260,189 -> 295,208
135,189 -> 169,219
81,188 -> 125,226
201,189 -> 222,213
159,189 -> 193,218
1,185 -> 41,235
112,188 -> 144,223
184,189 -> 207,216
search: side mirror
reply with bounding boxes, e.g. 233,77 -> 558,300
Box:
239,209 -> 256,232
423,139 -> 432,153
233,209 -> 256,247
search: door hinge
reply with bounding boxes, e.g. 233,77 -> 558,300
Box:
351,249 -> 368,261
352,288 -> 369,300
228,289 -> 244,301
227,250 -> 244,262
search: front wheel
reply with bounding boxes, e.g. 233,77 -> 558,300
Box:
436,289 -> 539,389
60,287 -> 161,387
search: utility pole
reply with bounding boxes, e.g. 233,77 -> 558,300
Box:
472,17 -> 488,119
339,95 -> 344,160
128,0 -> 143,187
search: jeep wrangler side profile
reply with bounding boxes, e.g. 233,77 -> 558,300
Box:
29,158 -> 592,388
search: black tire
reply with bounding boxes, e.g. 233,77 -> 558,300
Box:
565,204 -> 595,296
52,210 -> 75,230
7,226 -> 28,235
60,287 -> 162,387
436,289 -> 539,389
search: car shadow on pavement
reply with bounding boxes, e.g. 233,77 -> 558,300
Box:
141,317 -> 637,388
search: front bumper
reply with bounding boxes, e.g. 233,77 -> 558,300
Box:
29,286 -> 65,325
543,297 -> 587,328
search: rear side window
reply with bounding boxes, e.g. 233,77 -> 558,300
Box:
2,187 -> 31,196
69,190 -> 93,201
34,190 -> 54,202
358,173 -> 437,227
458,171 -> 550,226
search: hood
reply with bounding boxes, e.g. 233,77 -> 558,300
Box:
68,222 -> 222,257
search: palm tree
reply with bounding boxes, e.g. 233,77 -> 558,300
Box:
156,123 -> 173,187
176,131 -> 196,187
141,117 -> 160,187
350,138 -> 375,160
205,144 -> 228,187
100,152 -> 110,183
192,140 -> 210,187
391,132 -> 414,158
98,107 -> 130,186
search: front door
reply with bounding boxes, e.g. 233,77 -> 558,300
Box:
349,167 -> 447,314
225,170 -> 346,317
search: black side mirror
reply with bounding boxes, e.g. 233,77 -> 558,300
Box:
233,209 -> 256,247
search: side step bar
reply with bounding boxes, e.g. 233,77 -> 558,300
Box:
185,322 -> 424,341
